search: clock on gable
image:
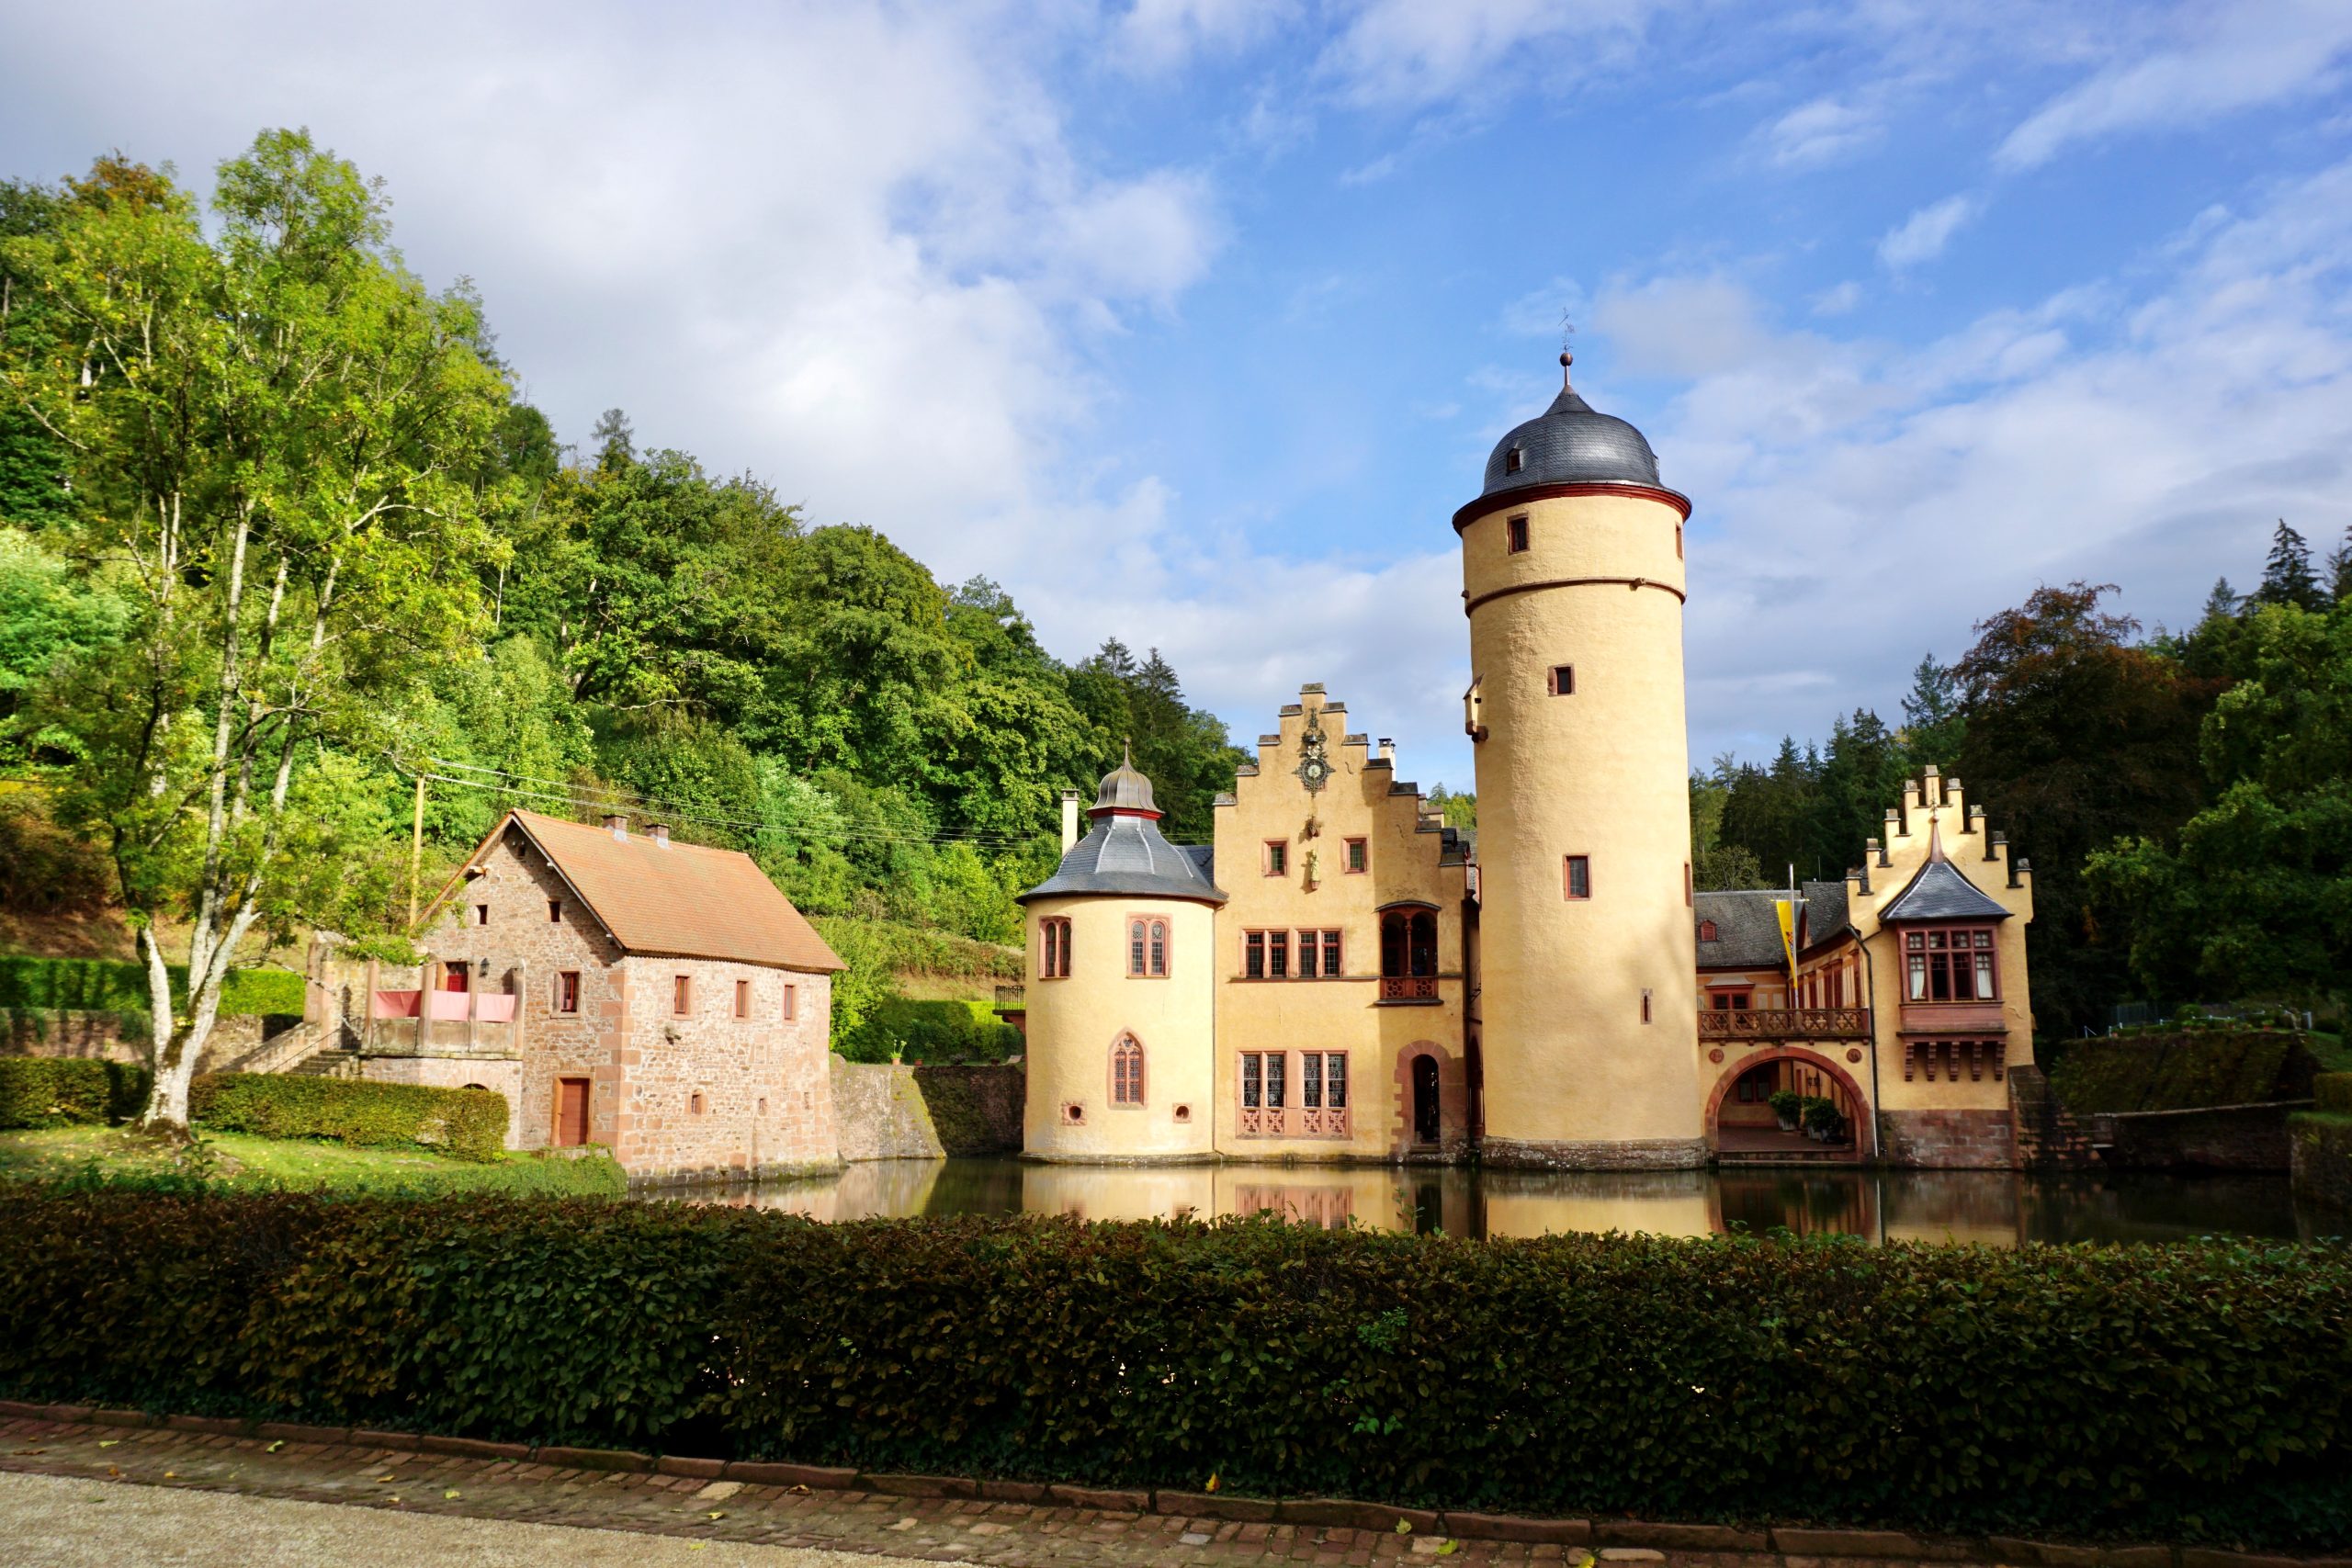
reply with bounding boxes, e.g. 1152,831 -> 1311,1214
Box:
1295,706 -> 1331,794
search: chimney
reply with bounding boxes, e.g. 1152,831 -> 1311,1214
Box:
603,814 -> 628,841
2010,855 -> 2030,889
1867,835 -> 1887,870
648,822 -> 670,847
1967,804 -> 1985,840
1378,738 -> 1395,763
1059,789 -> 1081,853
1989,829 -> 2007,864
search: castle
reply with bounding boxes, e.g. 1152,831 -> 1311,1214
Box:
1017,356 -> 2036,1169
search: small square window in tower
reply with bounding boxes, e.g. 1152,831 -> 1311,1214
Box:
1507,514 -> 1530,554
1264,840 -> 1287,876
1344,837 -> 1367,873
1505,446 -> 1523,475
1564,855 -> 1591,900
1548,664 -> 1574,695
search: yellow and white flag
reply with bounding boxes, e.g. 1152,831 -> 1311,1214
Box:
1774,899 -> 1799,989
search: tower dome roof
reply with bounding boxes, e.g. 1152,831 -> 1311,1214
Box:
1477,353 -> 1665,499
1092,745 -> 1159,817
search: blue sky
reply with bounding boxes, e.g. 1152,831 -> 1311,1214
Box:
6,1 -> 2351,794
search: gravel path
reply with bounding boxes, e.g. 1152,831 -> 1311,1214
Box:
0,1469 -> 936,1567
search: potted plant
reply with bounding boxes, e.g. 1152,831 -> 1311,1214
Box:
1768,1089 -> 1802,1133
1802,1098 -> 1846,1144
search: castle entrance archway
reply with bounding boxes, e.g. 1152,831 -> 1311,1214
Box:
1705,1046 -> 1872,1162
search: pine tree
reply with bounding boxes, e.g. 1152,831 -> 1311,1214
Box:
1898,653 -> 1965,767
2325,527 -> 2352,604
2256,520 -> 2320,610
591,407 -> 635,469
2200,577 -> 2240,621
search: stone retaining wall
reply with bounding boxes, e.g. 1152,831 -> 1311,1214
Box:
1,1009 -> 275,1072
830,1057 -> 944,1161
2290,1114 -> 2352,1212
910,1062 -> 1023,1156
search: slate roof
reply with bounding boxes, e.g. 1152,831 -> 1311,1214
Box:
1695,881 -> 1854,969
1880,854 -> 2010,923
1694,890 -> 1791,969
475,810 -> 845,972
1478,361 -> 1671,501
1017,817 -> 1228,906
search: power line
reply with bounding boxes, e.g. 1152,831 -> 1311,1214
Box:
398,755 -> 1058,853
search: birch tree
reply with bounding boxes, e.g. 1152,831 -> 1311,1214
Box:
1,132 -> 509,1134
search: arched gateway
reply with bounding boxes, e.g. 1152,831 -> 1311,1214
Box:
1705,1046 -> 1874,1161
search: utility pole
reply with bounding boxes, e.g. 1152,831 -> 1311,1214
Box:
408,772 -> 426,929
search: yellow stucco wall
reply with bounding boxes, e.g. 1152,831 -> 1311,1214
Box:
1211,690 -> 1472,1161
1461,488 -> 1705,1163
1020,893 -> 1219,1162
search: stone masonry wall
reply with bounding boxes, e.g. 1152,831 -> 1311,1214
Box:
2291,1114 -> 2352,1212
422,829 -> 628,1154
831,1058 -> 944,1161
4,1010 -> 269,1070
616,953 -> 836,1184
912,1062 -> 1024,1155
1878,1108 -> 2016,1168
2106,1104 -> 2296,1170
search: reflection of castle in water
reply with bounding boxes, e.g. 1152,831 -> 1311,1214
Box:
690,1161 -> 2318,1246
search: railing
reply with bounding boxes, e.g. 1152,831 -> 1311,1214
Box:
993,985 -> 1025,1014
1378,975 -> 1440,1002
1699,1007 -> 1872,1041
364,988 -> 518,1053
1237,1105 -> 1351,1139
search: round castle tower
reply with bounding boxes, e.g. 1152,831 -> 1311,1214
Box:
1015,750 -> 1226,1162
1458,354 -> 1704,1168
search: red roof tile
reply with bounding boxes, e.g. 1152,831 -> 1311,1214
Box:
466,810 -> 844,972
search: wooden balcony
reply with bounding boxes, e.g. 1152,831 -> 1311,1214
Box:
1378,975 -> 1441,1004
1699,1007 -> 1872,1043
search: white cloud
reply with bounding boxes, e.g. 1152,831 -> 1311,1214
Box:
1759,95 -> 1883,168
1112,0 -> 1301,73
1997,0 -> 2352,170
1812,280 -> 1865,316
1316,0 -> 1668,110
1877,194 -> 1979,268
1648,157 -> 2352,759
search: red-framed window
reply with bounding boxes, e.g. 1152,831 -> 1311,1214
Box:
1239,1051 -> 1287,1109
1344,837 -> 1368,874
1699,919 -> 1718,942
1905,927 -> 1997,1001
1709,987 -> 1752,1011
1301,1051 -> 1347,1111
1507,514 -> 1530,553
1565,854 -> 1591,899
1127,916 -> 1170,977
1039,917 -> 1072,979
553,970 -> 581,1015
1111,1034 -> 1146,1106
1264,840 -> 1288,876
782,982 -> 797,1021
1548,664 -> 1574,695
733,979 -> 751,1019
1295,929 -> 1342,977
672,975 -> 693,1016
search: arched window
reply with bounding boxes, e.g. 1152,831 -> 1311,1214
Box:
1111,1034 -> 1145,1106
1129,916 -> 1170,976
1149,919 -> 1167,976
1129,919 -> 1147,976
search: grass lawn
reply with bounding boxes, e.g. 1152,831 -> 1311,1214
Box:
0,1124 -> 625,1197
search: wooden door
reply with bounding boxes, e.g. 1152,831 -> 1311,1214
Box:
443,965 -> 469,992
555,1077 -> 590,1146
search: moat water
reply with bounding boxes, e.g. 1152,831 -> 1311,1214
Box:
672,1159 -> 2342,1247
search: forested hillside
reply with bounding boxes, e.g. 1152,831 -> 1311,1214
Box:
0,131 -> 1240,1121
1693,527 -> 2352,1033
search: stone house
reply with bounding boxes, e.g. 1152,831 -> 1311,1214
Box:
389,808 -> 845,1184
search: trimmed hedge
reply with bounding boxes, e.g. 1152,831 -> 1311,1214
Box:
0,1058 -> 151,1128
0,1061 -> 504,1161
2316,1072 -> 2352,1114
0,1200 -> 2344,1547
190,1075 -> 507,1163
0,955 -> 306,1018
2048,1029 -> 2312,1113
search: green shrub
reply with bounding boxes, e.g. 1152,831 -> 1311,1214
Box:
837,997 -> 1022,1065
1766,1089 -> 1801,1122
2050,1030 -> 2312,1114
1798,1096 -> 1846,1138
0,956 -> 304,1018
0,1201 -> 2345,1546
2315,1074 -> 2352,1115
0,1059 -> 151,1128
189,1075 -> 506,1163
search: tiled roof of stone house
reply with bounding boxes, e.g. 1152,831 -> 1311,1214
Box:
446,809 -> 846,972
1694,881 -> 1853,970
